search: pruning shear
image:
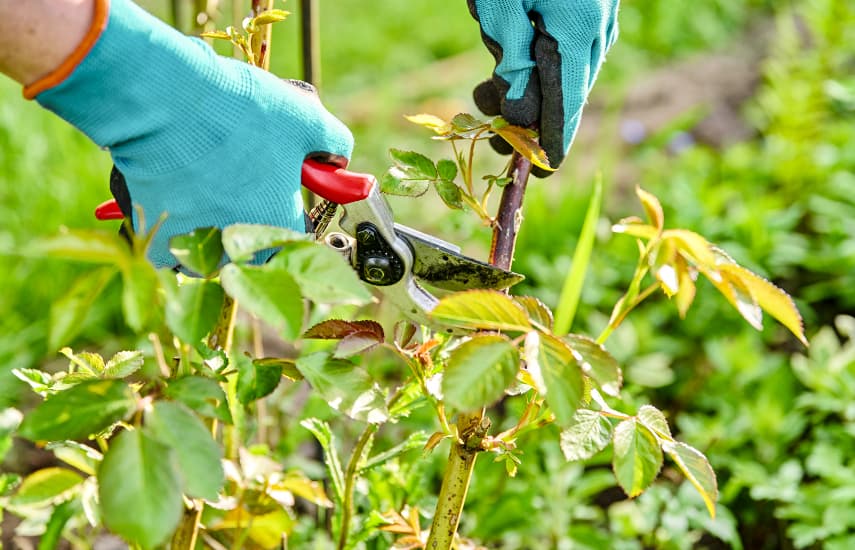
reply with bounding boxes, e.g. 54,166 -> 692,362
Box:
95,160 -> 523,328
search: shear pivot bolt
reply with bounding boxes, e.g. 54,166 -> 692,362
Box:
357,227 -> 376,245
363,257 -> 392,284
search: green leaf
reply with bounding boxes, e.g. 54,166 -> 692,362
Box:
514,296 -> 554,330
296,353 -> 389,424
451,113 -> 487,132
254,357 -> 303,381
559,409 -> 613,461
0,473 -> 21,497
60,347 -> 104,376
404,113 -> 451,134
104,350 -> 144,379
220,264 -> 304,340
389,149 -> 437,179
120,258 -> 159,332
380,168 -> 431,197
169,227 -> 224,277
146,401 -> 224,500
637,405 -> 672,439
161,274 -> 225,345
98,429 -> 183,549
435,180 -> 464,210
221,224 -> 310,264
10,467 -> 83,507
48,267 -> 116,350
164,376 -> 232,424
236,353 -> 283,405
12,368 -> 54,395
29,229 -> 130,265
612,419 -> 663,498
436,159 -> 458,181
442,335 -> 519,412
19,380 -> 136,442
0,408 -> 22,462
564,334 -> 622,397
534,333 -> 586,426
47,441 -> 102,476
300,418 -> 345,503
431,290 -> 532,332
554,178 -> 601,335
491,121 -> 553,171
662,440 -> 718,518
269,243 -> 372,305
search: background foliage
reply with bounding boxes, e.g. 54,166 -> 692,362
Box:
1,0 -> 853,547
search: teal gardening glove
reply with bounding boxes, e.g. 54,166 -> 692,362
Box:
468,0 -> 619,175
30,0 -> 353,267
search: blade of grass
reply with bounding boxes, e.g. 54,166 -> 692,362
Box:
553,175 -> 602,335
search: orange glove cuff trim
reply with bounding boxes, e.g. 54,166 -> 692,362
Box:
23,0 -> 110,100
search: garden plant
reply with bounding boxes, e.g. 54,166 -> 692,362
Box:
1,0 -> 851,549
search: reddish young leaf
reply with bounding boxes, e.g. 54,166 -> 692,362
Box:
304,320 -> 385,342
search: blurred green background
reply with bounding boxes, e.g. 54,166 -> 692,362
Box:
2,0 -> 854,547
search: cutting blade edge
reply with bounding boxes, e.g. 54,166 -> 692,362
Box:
395,224 -> 525,291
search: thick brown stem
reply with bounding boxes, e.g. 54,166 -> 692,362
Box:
251,0 -> 275,71
426,153 -> 533,549
490,152 -> 532,271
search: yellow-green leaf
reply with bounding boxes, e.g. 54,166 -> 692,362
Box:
252,9 -> 290,25
637,405 -> 672,439
492,124 -> 553,171
432,290 -> 532,333
10,468 -> 84,507
662,440 -> 718,518
635,187 -> 664,233
674,255 -> 697,318
612,218 -> 659,240
270,471 -> 333,508
663,229 -> 716,268
718,264 -> 807,345
404,113 -> 451,134
709,268 -> 764,331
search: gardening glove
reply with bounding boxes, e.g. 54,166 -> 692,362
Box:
468,0 -> 619,176
24,0 -> 353,268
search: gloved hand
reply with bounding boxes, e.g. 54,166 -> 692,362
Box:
26,0 -> 352,267
468,0 -> 619,176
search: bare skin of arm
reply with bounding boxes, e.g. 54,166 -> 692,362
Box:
0,0 -> 94,86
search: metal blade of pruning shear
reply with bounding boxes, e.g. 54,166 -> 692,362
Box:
395,224 -> 524,291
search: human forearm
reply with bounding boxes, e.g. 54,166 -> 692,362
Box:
0,0 -> 96,87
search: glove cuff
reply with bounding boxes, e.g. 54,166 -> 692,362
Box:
22,0 -> 111,100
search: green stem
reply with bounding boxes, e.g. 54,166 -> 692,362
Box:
337,424 -> 379,550
171,503 -> 203,550
425,414 -> 489,549
426,153 -> 533,549
173,295 -> 239,549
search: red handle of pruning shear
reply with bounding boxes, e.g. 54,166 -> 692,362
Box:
94,159 -> 376,221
